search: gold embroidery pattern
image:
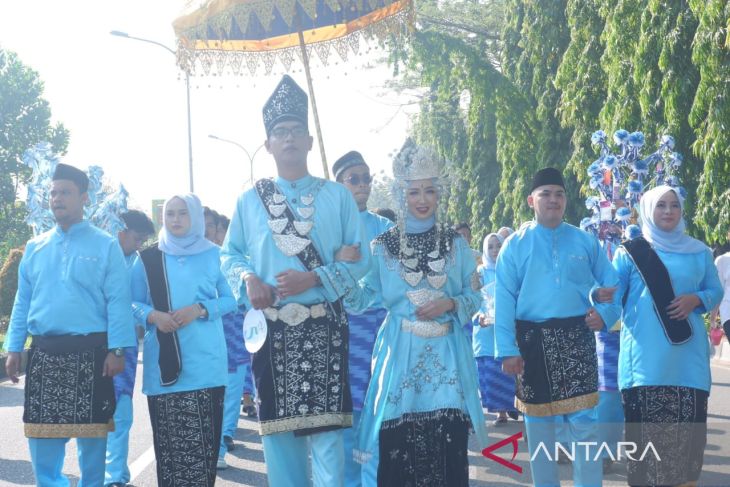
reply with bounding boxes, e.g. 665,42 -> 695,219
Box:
515,392 -> 598,417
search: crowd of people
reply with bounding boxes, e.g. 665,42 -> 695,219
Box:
3,73 -> 730,487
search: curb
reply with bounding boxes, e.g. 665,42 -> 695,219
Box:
710,336 -> 730,363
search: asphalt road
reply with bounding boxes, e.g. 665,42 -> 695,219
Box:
2,359 -> 730,486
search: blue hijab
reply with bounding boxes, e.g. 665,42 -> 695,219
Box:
158,193 -> 217,256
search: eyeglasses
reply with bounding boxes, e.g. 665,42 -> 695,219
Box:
270,126 -> 309,139
344,173 -> 372,186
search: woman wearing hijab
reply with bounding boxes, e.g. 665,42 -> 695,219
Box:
473,233 -> 518,426
344,139 -> 487,486
131,194 -> 236,487
605,185 -> 723,486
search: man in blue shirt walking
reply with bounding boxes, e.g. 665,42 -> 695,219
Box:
5,163 -> 136,487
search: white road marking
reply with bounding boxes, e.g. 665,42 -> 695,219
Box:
129,445 -> 156,481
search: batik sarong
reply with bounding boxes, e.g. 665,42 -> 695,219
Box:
622,386 -> 708,486
476,356 -> 517,412
348,307 -> 387,411
378,408 -> 470,487
253,300 -> 352,436
24,332 -> 115,438
148,386 -> 224,487
515,316 -> 598,416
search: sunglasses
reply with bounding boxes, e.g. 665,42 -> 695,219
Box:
344,173 -> 372,185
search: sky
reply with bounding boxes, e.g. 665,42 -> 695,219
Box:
0,0 -> 419,217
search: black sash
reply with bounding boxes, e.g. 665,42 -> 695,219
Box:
254,178 -> 351,436
621,237 -> 692,344
255,178 -> 324,271
140,245 -> 182,386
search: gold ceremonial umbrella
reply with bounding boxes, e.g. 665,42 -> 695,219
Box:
173,0 -> 413,178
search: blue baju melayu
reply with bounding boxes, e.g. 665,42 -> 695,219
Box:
345,223 -> 488,486
344,209 -> 393,487
221,174 -> 370,487
473,265 -> 518,413
104,251 -> 142,486
5,220 -> 135,487
495,221 -> 618,487
218,306 -> 250,462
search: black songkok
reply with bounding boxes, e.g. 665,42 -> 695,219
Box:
332,151 -> 367,181
530,167 -> 565,193
53,163 -> 89,193
262,75 -> 308,137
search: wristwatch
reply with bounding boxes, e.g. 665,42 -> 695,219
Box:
197,302 -> 208,319
112,348 -> 124,357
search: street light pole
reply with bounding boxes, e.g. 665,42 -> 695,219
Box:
110,30 -> 195,192
208,135 -> 265,186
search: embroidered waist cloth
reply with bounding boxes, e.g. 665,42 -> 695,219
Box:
252,300 -> 352,436
23,332 -> 116,438
622,385 -> 708,486
515,316 -> 598,416
378,408 -> 471,487
148,386 -> 224,487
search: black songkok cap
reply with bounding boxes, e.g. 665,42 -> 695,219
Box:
262,75 -> 308,137
530,167 -> 565,193
332,151 -> 367,181
53,163 -> 89,193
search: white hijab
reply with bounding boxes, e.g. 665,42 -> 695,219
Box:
158,193 -> 217,256
482,233 -> 504,270
638,185 -> 706,254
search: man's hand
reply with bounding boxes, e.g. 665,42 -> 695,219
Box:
335,244 -> 361,263
5,351 -> 21,384
593,286 -> 618,303
103,352 -> 125,377
502,356 -> 524,375
415,298 -> 455,321
585,307 -> 605,331
150,310 -> 178,333
667,294 -> 701,320
245,274 -> 277,310
276,270 -> 317,299
171,305 -> 202,328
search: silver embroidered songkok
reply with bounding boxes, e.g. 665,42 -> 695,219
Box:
262,75 -> 309,136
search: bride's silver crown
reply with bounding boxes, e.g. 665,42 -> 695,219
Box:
392,138 -> 442,181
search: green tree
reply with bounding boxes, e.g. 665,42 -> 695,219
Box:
689,0 -> 730,244
0,48 -> 69,261
0,248 -> 23,329
555,0 -> 607,188
599,1 -> 643,131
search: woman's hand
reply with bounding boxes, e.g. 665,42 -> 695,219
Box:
667,294 -> 701,320
171,305 -> 202,328
335,244 -> 361,263
478,314 -> 494,327
150,310 -> 178,333
415,298 -> 455,321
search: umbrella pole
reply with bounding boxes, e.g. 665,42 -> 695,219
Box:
296,24 -> 330,180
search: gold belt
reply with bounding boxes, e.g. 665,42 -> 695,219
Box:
401,319 -> 451,338
263,302 -> 327,327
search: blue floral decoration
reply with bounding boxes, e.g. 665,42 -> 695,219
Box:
628,132 -> 645,148
625,224 -> 642,240
613,129 -> 629,145
615,207 -> 632,222
627,180 -> 643,194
